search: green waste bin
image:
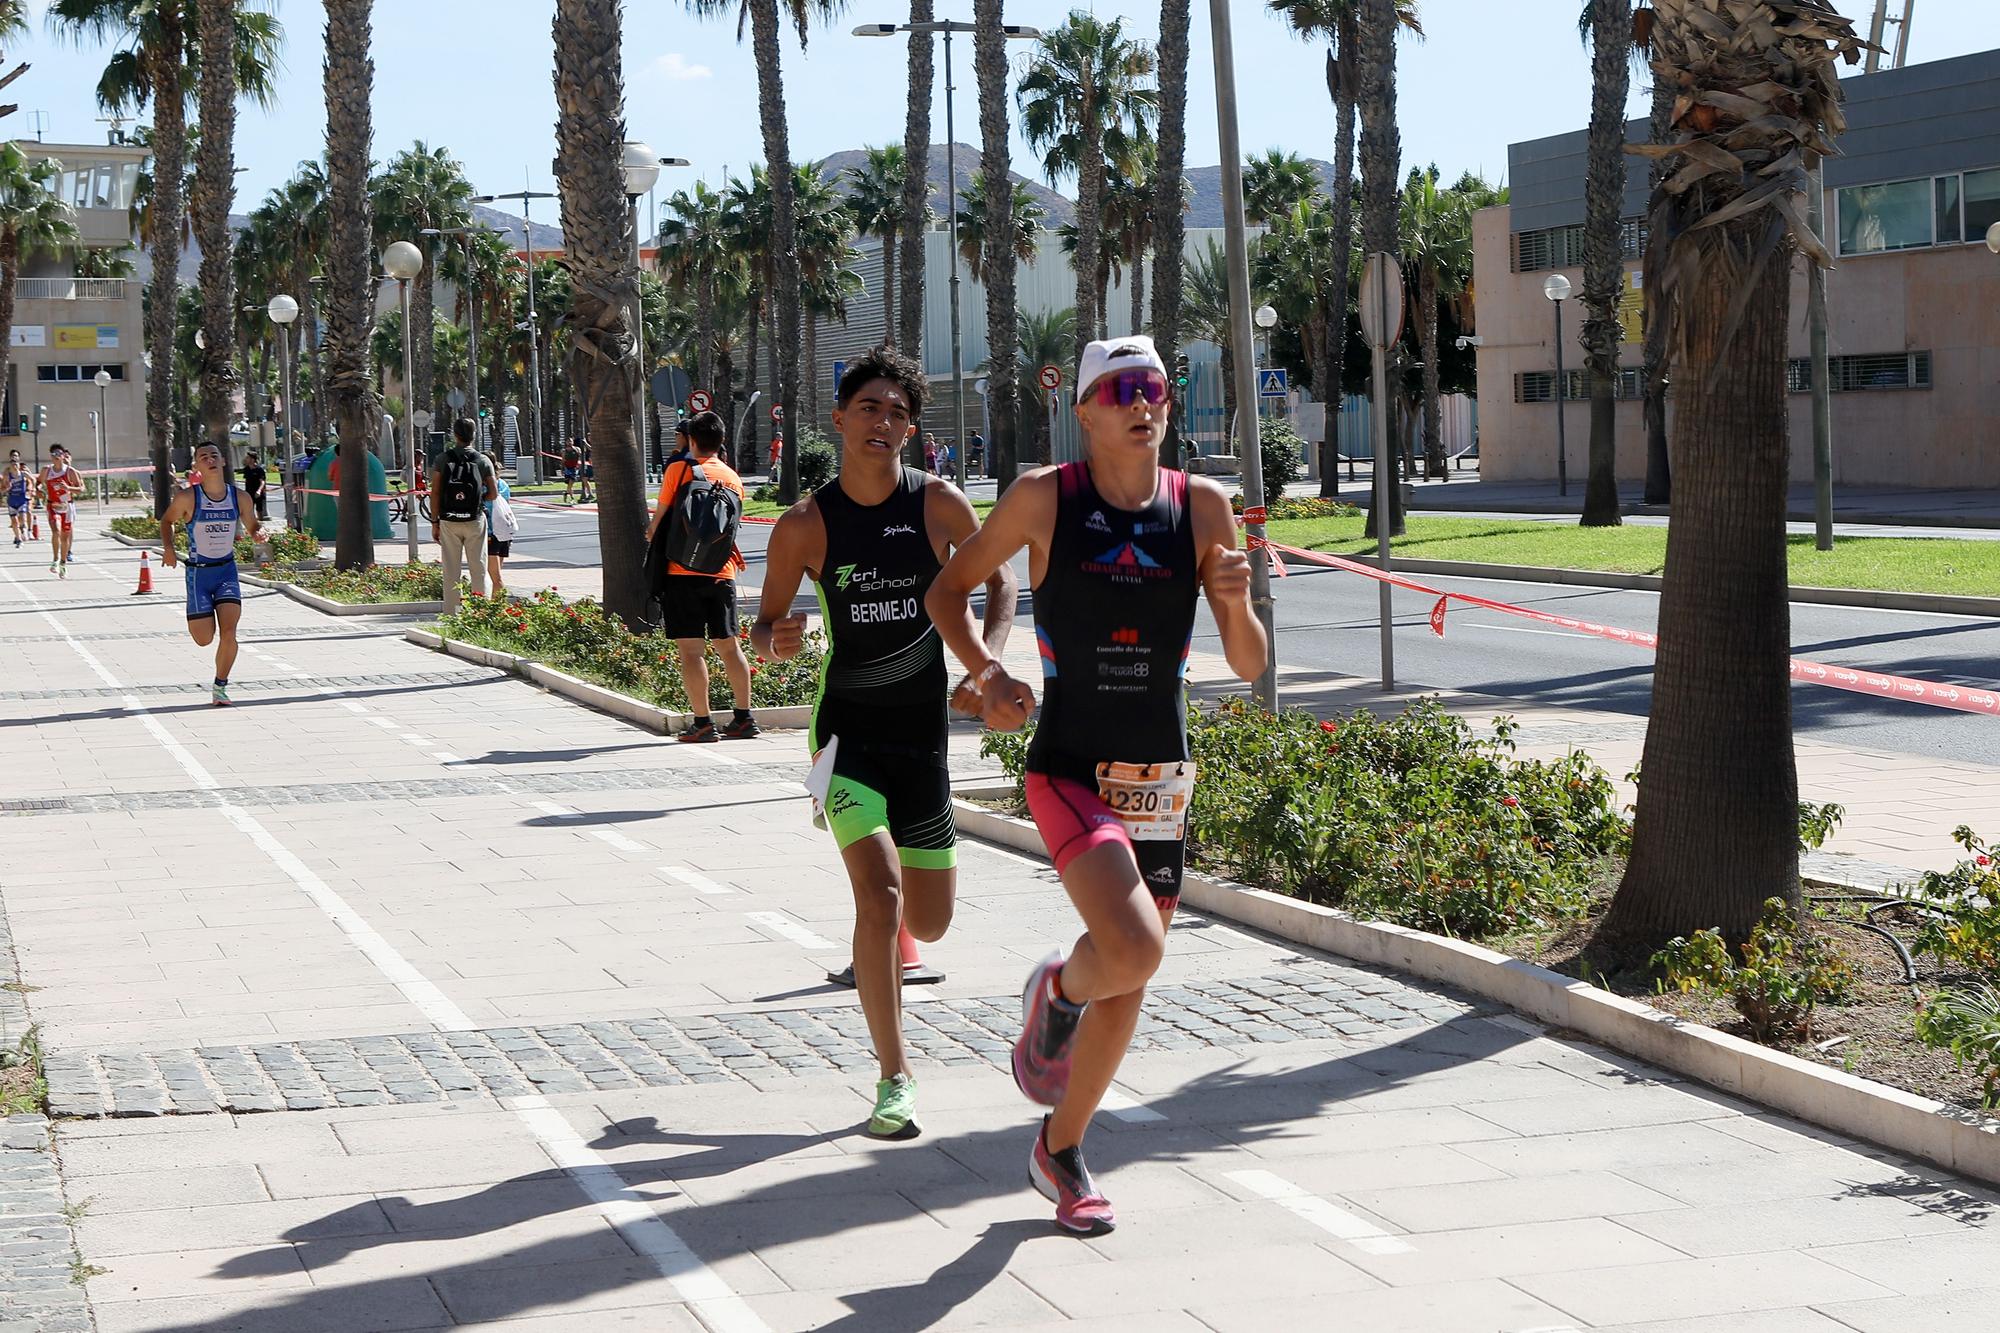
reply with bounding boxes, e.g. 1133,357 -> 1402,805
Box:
302,449 -> 393,542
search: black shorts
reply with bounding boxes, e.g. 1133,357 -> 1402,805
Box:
660,576 -> 737,639
487,536 -> 511,557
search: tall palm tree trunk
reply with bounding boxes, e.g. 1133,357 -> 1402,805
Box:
1418,267 -> 1443,477
142,17 -> 189,515
1358,0 -> 1402,539
1074,111 -> 1103,363
305,291 -> 328,443
1580,0 -> 1631,527
1129,250 -> 1145,335
553,0 -> 646,624
324,0 -> 377,567
750,2 -> 804,504
0,231 -> 18,435
742,293 -> 761,473
974,0 -> 1020,488
411,254 -> 437,427
1641,74 -> 1673,505
1150,0 -> 1189,468
194,0 -> 240,469
1320,31 -> 1358,497
879,233 -> 896,345
803,313 -> 820,428
897,0 -> 934,354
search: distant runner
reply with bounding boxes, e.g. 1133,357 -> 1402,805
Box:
37,445 -> 82,576
160,441 -> 261,706
5,456 -> 29,548
753,346 -> 1017,1140
928,335 -> 1267,1235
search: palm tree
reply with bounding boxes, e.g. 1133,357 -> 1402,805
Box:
319,0 -> 375,568
1150,0 -> 1190,468
1398,167 -> 1472,480
1600,0 -> 1864,947
1182,238 -> 1247,430
1252,194 -> 1336,403
1019,10 -> 1157,363
1578,0 -> 1631,527
1106,141 -> 1157,337
1356,0 -> 1404,538
897,0 -> 933,353
843,144 -> 906,340
973,0 -> 1023,487
373,142 -> 474,430
1269,0 -> 1421,496
1014,305 -> 1075,464
0,147 -> 79,424
722,169 -> 771,463
1641,23 -> 1673,504
0,4 -> 27,129
954,175 -> 1043,282
1242,148 -> 1318,224
553,0 -> 647,623
659,181 -> 731,404
689,0 -> 841,505
793,163 -> 856,427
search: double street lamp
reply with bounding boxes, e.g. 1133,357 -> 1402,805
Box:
855,17 -> 1040,490
1543,272 -> 1573,497
267,294 -> 300,528
92,368 -> 111,510
383,240 -> 425,561
622,143 -> 690,473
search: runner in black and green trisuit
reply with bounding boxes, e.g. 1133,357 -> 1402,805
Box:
753,345 -> 1017,1139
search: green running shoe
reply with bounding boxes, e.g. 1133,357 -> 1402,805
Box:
868,1072 -> 921,1140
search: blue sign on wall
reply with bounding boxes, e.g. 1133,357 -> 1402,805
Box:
1257,368 -> 1289,397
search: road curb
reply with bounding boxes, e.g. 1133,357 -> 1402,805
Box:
1323,553 -> 2000,618
949,787 -> 2000,1189
405,628 -> 811,735
240,574 -> 444,618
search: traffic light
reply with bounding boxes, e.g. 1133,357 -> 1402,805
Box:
14,416 -> 24,433
1173,353 -> 1190,389
34,405 -> 46,433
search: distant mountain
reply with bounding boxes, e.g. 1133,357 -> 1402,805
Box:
816,143 -> 1077,228
139,202 -> 568,287
1179,158 -> 1342,229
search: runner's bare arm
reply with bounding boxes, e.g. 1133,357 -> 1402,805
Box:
750,498 -> 823,663
158,487 -> 193,567
236,486 -> 262,545
924,481 -> 1019,693
1191,477 -> 1268,684
925,469 -> 1056,731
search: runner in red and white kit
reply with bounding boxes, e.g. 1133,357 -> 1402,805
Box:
928,335 -> 1267,1235
37,445 -> 82,576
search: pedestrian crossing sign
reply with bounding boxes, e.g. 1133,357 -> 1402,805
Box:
1258,368 -> 1289,397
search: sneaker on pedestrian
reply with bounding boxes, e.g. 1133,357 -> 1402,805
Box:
57,561 -> 66,579
720,713 -> 761,740
1013,952 -> 1083,1107
868,1072 -> 921,1140
211,681 -> 231,707
1030,1115 -> 1115,1236
677,719 -> 719,743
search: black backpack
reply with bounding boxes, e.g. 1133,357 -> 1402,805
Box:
659,458 -> 742,577
437,449 -> 484,522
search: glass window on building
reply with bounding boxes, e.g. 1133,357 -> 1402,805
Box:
1964,168 -> 2000,246
1936,176 -> 1963,245
1838,179 -> 1932,255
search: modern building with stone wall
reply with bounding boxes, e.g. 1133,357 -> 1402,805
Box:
1473,47 -> 2000,491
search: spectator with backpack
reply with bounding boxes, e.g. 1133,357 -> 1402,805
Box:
429,418 -> 498,614
645,410 -> 756,742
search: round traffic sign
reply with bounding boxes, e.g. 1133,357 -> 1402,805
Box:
445,388 -> 466,410
770,404 -> 784,422
1358,251 -> 1407,349
687,389 -> 712,414
1038,364 -> 1062,390
410,409 -> 433,429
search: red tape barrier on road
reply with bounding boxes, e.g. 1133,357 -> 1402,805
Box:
1246,534 -> 2000,720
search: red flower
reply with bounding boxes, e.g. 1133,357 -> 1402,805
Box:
1501,796 -> 1519,808
1980,855 -> 1993,868
1319,720 -> 1338,733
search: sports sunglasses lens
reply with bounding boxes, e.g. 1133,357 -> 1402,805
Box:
1101,371 -> 1168,406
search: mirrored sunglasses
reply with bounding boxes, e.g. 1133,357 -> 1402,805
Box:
1089,369 -> 1170,408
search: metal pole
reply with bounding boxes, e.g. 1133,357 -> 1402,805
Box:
1369,262 -> 1395,691
279,328 -> 295,528
400,276 -> 418,563
1047,388 -> 1058,464
1208,0 -> 1277,711
1553,301 -> 1569,497
522,209 -> 545,477
1865,0 -> 1887,73
943,26 -> 968,490
1893,0 -> 1913,68
629,194 -> 651,476
465,236 -> 482,449
1808,161 -> 1834,551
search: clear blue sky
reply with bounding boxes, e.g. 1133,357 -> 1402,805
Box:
8,0 -> 1996,219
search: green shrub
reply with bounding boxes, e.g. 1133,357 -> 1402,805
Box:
1258,417 -> 1306,495
439,589 -> 825,711
297,562 -> 444,604
982,699 -> 1627,940
1798,800 -> 1845,851
112,514 -> 320,567
794,427 -> 839,493
1915,982 -> 2000,1107
1654,897 -> 1857,1043
1909,827 -> 2000,977
1232,495 -> 1361,522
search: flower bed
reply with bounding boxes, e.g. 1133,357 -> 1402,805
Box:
439,588 -> 824,712
1231,495 -> 1361,522
291,561 -> 445,604
109,513 -> 320,566
981,698 -> 1628,940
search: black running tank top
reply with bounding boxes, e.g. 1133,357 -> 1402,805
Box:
1026,463 -> 1198,784
813,466 -> 945,710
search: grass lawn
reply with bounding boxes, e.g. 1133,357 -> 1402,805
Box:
1261,515 -> 2000,598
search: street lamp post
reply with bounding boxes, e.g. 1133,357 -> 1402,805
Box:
621,145 -> 690,476
93,369 -> 111,509
856,18 -> 1040,491
1543,273 -> 1572,497
420,227 -> 488,450
383,241 -> 425,562
474,187 -> 557,480
267,295 -> 299,527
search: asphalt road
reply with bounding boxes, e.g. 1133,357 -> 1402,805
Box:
508,502 -> 2000,766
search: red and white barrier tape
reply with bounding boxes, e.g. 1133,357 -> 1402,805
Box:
1246,535 -> 2000,720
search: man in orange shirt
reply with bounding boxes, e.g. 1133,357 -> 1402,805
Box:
648,411 -> 757,742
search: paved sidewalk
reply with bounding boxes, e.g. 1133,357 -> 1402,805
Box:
7,534 -> 2000,1330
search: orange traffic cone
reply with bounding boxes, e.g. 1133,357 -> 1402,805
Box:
134,550 -> 154,595
29,510 -> 39,540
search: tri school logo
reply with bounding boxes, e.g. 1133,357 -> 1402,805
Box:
835,563 -> 858,590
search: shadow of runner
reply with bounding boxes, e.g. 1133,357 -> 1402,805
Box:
137,1015 -> 1613,1331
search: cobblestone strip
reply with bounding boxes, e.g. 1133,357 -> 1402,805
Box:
0,757 -> 808,817
0,668 -> 496,702
45,966 -> 1487,1119
0,876 -> 94,1331
0,623 -> 385,645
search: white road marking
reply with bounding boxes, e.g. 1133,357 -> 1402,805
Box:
1225,1168 -> 1415,1255
745,910 -> 841,952
432,752 -> 462,765
338,700 -> 367,714
0,566 -> 767,1332
679,742 -> 746,768
661,865 -> 735,896
592,829 -> 648,853
401,733 -> 430,745
1100,1087 -> 1166,1123
367,716 -> 399,730
1463,620 -> 1591,640
531,800 -> 573,818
